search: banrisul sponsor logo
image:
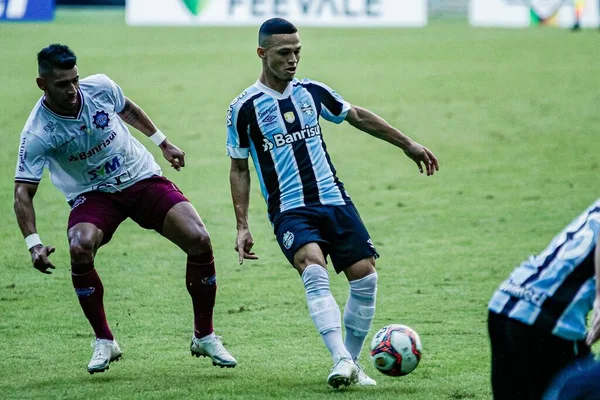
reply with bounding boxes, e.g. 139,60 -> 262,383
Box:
182,0 -> 207,16
263,124 -> 322,150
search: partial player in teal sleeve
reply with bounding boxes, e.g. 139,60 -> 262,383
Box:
488,199 -> 600,399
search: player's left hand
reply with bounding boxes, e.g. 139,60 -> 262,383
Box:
235,228 -> 259,265
160,141 -> 186,171
586,299 -> 600,346
404,142 -> 439,176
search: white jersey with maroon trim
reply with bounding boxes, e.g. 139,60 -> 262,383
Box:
15,74 -> 160,202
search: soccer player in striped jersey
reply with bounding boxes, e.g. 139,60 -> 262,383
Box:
14,44 -> 236,374
227,18 -> 439,388
488,199 -> 600,399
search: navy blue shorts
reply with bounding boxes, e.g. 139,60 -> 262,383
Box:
272,204 -> 379,273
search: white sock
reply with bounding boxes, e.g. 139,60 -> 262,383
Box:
302,264 -> 351,363
344,272 -> 378,361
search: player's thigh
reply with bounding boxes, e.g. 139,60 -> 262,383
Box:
325,205 -> 379,274
292,242 -> 327,274
488,312 -> 537,400
128,176 -> 190,234
67,191 -> 127,247
488,312 -> 515,399
161,201 -> 211,253
343,257 -> 376,281
273,208 -> 328,273
544,356 -> 598,400
534,336 -> 590,399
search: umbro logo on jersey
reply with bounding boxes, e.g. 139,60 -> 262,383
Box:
92,110 -> 110,129
263,115 -> 277,124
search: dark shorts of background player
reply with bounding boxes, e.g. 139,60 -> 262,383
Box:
67,175 -> 189,246
272,204 -> 379,274
488,311 -> 590,400
543,354 -> 600,400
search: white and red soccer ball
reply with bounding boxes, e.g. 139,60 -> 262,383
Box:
369,324 -> 423,376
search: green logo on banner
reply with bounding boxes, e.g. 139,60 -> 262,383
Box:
182,0 -> 206,16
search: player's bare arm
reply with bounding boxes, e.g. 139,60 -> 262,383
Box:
229,158 -> 258,264
14,182 -> 56,274
586,242 -> 600,346
118,97 -> 185,171
345,105 -> 439,176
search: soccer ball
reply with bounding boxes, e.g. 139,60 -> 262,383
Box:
369,324 -> 423,376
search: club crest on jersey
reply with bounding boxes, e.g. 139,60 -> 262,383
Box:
282,231 -> 294,250
284,112 -> 295,124
300,102 -> 314,116
92,111 -> 110,129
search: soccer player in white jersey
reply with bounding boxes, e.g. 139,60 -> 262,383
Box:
14,44 -> 236,374
226,19 -> 439,388
488,199 -> 600,399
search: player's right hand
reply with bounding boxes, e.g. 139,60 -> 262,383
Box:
586,299 -> 600,346
235,228 -> 259,265
404,142 -> 439,176
30,244 -> 56,274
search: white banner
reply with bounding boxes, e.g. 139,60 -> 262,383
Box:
126,0 -> 427,27
469,0 -> 599,28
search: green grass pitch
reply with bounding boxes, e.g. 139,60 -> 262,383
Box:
0,8 -> 599,400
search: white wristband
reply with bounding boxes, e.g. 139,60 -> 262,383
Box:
25,233 -> 42,250
149,130 -> 167,146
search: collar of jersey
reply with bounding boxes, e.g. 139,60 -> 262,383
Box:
41,88 -> 85,120
254,79 -> 294,100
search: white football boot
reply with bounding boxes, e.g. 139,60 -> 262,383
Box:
327,357 -> 358,388
354,362 -> 377,386
87,339 -> 122,374
190,335 -> 237,368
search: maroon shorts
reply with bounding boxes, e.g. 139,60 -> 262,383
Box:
68,175 -> 189,245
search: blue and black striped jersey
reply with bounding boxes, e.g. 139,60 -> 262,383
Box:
489,199 -> 600,341
227,78 -> 353,222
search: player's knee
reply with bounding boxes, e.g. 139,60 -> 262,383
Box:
68,225 -> 101,263
184,227 -> 212,257
69,238 -> 96,263
349,272 -> 378,300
